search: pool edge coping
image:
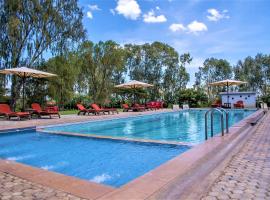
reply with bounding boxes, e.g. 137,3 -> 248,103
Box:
0,159 -> 115,199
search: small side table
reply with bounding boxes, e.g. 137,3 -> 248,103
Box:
24,108 -> 37,118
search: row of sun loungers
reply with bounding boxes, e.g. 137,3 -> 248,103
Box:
1,101 -> 164,120
0,103 -> 60,120
122,102 -> 164,112
77,101 -> 164,116
77,104 -> 119,115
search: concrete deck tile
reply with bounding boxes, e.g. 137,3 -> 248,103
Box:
202,111 -> 270,200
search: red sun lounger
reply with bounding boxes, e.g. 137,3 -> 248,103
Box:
234,100 -> 244,109
91,104 -> 118,115
0,104 -> 30,120
31,103 -> 60,118
76,104 -> 95,115
122,104 -> 133,112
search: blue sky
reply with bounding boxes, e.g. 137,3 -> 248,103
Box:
79,0 -> 270,87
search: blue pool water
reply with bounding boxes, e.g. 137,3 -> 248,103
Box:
44,109 -> 255,144
0,131 -> 189,187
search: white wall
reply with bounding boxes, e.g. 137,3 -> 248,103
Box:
220,92 -> 256,108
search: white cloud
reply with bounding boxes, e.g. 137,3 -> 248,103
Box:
110,8 -> 116,15
169,21 -> 207,34
187,20 -> 208,33
88,4 -> 101,11
143,10 -> 167,23
156,6 -> 160,10
120,39 -> 152,47
115,0 -> 141,20
86,4 -> 101,19
207,8 -> 229,21
169,23 -> 186,32
86,11 -> 93,19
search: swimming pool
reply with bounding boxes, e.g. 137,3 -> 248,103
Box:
44,109 -> 255,144
0,130 -> 189,187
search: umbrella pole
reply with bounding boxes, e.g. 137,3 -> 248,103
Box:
22,73 -> 26,111
133,85 -> 135,104
227,82 -> 229,106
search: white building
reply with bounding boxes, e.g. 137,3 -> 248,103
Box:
220,91 -> 257,108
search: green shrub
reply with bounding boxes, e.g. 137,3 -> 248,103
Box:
177,88 -> 208,108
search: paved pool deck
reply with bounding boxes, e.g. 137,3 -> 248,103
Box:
0,109 -> 269,199
201,111 -> 270,200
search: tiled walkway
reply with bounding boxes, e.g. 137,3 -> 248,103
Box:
0,172 -> 86,200
202,113 -> 270,200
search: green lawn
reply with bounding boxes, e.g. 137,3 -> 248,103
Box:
59,110 -> 78,115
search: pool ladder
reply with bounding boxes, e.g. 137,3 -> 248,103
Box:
205,108 -> 229,140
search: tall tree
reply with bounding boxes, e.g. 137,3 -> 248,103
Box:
125,42 -> 164,100
196,58 -> 232,99
0,0 -> 85,108
77,40 -> 126,104
47,54 -> 80,106
234,54 -> 270,95
125,42 -> 189,102
163,53 -> 190,104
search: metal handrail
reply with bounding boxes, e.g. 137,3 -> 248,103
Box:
205,107 -> 229,140
204,109 -> 212,140
217,107 -> 229,133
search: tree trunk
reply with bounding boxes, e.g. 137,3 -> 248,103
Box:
10,76 -> 20,111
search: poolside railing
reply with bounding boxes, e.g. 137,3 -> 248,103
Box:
205,108 -> 229,140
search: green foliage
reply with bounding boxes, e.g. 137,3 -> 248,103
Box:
0,75 -> 6,98
195,58 -> 232,99
234,54 -> 270,95
163,53 -> 191,104
113,87 -> 148,105
77,40 -> 126,104
46,54 -> 80,107
0,0 -> 85,109
25,76 -> 47,106
125,42 -> 190,103
125,42 -> 165,100
260,94 -> 270,106
177,88 -> 208,108
0,95 -> 10,104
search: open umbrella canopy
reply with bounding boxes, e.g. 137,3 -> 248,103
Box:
115,80 -> 153,103
209,79 -> 247,106
209,79 -> 247,86
115,80 -> 153,89
0,67 -> 57,110
0,67 -> 57,78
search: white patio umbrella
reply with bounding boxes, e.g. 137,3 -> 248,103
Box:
0,67 -> 57,110
209,79 -> 247,105
115,80 -> 154,102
